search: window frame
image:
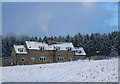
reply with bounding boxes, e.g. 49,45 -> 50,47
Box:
39,57 -> 46,62
18,48 -> 24,52
31,57 -> 35,62
21,57 -> 25,62
54,47 -> 60,51
58,57 -> 64,61
66,47 -> 72,51
39,46 -> 44,51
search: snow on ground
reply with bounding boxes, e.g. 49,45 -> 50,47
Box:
0,65 -> 2,83
1,58 -> 118,82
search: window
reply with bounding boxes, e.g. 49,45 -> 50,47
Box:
78,50 -> 81,53
54,47 -> 60,51
58,57 -> 64,61
75,50 -> 81,53
4,57 -> 7,60
58,57 -> 59,61
31,57 -> 35,62
21,58 -> 25,62
43,57 -> 45,61
69,58 -> 72,61
39,46 -> 44,51
18,48 -> 24,52
62,57 -> 64,60
66,47 -> 72,51
39,47 -> 42,50
40,57 -> 42,61
42,47 -> 44,50
40,57 -> 46,62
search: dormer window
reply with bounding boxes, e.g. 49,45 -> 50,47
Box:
18,48 -> 24,52
75,50 -> 81,53
54,47 -> 60,51
78,50 -> 81,53
39,46 -> 44,51
66,47 -> 72,51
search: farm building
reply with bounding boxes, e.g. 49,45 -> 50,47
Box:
2,40 -> 86,66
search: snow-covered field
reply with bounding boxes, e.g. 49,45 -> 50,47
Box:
0,58 -> 118,82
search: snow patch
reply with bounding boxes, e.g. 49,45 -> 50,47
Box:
1,58 -> 118,82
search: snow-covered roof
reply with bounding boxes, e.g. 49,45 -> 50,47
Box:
53,42 -> 74,51
74,47 -> 86,56
25,41 -> 74,51
14,41 -> 86,55
14,45 -> 28,54
25,41 -> 48,50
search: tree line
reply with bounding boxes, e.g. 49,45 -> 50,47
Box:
2,31 -> 119,57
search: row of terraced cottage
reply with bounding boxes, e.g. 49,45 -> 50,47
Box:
2,40 -> 86,66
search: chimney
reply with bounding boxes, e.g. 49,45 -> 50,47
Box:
47,38 -> 52,45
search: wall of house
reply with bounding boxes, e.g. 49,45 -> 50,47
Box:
74,55 -> 86,60
2,56 -> 14,66
2,58 -> 10,66
53,50 -> 74,63
28,50 -> 53,64
91,56 -> 109,60
15,54 -> 29,65
11,49 -> 16,65
67,51 -> 75,61
54,51 -> 66,62
11,48 -> 29,65
44,50 -> 54,63
4,47 -> 86,66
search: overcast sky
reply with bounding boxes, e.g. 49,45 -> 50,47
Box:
2,2 -> 118,37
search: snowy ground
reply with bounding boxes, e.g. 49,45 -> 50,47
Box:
0,58 -> 118,82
